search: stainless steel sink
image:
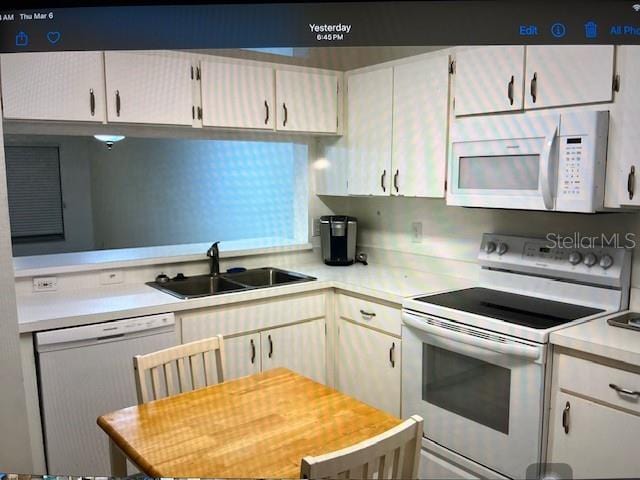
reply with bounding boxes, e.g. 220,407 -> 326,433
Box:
147,274 -> 246,299
147,267 -> 316,299
222,267 -> 315,288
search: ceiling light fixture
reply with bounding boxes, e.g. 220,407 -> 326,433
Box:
94,134 -> 125,150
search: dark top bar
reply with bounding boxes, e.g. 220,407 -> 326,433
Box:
0,1 -> 639,53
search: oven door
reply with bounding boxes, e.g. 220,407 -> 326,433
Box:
402,311 -> 546,480
448,131 -> 559,211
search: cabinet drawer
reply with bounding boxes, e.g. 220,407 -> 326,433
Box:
337,294 -> 401,336
181,292 -> 326,342
555,353 -> 640,414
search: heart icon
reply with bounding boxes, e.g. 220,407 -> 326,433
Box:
46,32 -> 61,44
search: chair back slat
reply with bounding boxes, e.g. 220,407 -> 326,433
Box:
133,335 -> 225,404
300,415 -> 423,480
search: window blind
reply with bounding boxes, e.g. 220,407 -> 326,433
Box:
5,146 -> 65,242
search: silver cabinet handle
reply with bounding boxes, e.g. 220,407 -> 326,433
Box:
250,338 -> 256,364
381,170 -> 387,192
268,334 -> 273,358
628,166 -> 635,200
89,89 -> 96,116
389,342 -> 396,368
360,309 -> 376,318
609,383 -> 640,397
562,401 -> 570,434
394,169 -> 399,193
530,72 -> 537,103
282,102 -> 288,127
507,75 -> 514,106
115,90 -> 121,117
264,100 -> 269,125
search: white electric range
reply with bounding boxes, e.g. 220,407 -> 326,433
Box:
402,233 -> 631,480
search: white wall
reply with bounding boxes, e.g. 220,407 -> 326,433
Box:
328,196 -> 640,284
6,135 -> 96,256
0,119 -> 35,472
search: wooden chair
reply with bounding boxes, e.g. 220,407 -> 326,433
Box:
300,415 -> 423,480
133,335 -> 225,403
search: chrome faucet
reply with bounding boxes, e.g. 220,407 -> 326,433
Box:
206,241 -> 220,276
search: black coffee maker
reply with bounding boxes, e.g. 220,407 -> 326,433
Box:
320,216 -> 357,266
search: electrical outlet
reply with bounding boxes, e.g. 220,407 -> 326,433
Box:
312,217 -> 322,237
411,222 -> 423,243
33,276 -> 57,292
100,270 -> 124,285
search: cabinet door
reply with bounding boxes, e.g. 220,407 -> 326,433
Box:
201,60 -> 274,129
525,46 -> 614,109
104,52 -> 193,125
224,333 -> 261,380
454,46 -> 524,116
548,391 -> 640,479
337,320 -> 400,416
392,55 -> 450,197
1,52 -> 106,122
607,46 -> 640,207
261,319 -> 326,384
347,67 -> 393,196
275,70 -> 338,133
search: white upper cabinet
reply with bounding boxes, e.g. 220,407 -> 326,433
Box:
454,46 -> 525,116
608,46 -> 640,207
200,60 -> 274,130
524,46 -> 615,109
275,69 -> 339,133
346,67 -> 393,196
104,51 -> 193,125
392,55 -> 450,197
1,52 -> 106,122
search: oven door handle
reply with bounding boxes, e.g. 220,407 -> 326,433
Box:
540,125 -> 558,210
403,314 -> 541,361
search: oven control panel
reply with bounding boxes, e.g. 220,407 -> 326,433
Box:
478,233 -> 631,288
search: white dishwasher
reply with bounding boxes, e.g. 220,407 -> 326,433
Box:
36,313 -> 177,475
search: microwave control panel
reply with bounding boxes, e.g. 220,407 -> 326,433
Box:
559,137 -> 588,198
555,110 -> 608,212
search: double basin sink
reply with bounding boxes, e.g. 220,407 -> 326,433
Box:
147,267 -> 316,299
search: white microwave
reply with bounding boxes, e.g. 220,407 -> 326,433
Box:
447,110 -> 609,212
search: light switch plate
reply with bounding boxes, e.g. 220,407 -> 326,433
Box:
100,270 -> 124,285
33,277 -> 57,292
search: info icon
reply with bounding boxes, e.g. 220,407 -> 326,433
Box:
551,22 -> 567,38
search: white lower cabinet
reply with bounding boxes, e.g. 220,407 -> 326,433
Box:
547,352 -> 640,478
180,292 -> 327,384
224,332 -> 261,380
261,319 -> 326,383
337,319 -> 401,416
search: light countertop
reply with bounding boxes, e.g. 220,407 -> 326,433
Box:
17,262 -> 474,333
550,312 -> 640,367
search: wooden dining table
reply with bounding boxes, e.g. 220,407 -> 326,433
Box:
97,368 -> 402,478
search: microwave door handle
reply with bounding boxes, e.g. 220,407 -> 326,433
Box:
540,126 -> 558,210
403,313 -> 541,361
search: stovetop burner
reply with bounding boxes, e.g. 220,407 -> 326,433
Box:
414,287 -> 604,330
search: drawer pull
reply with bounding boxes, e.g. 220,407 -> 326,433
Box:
360,309 -> 376,318
562,401 -> 570,434
268,334 -> 273,358
609,383 -> 640,397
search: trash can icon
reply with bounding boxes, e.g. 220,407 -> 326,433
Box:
585,21 -> 598,39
